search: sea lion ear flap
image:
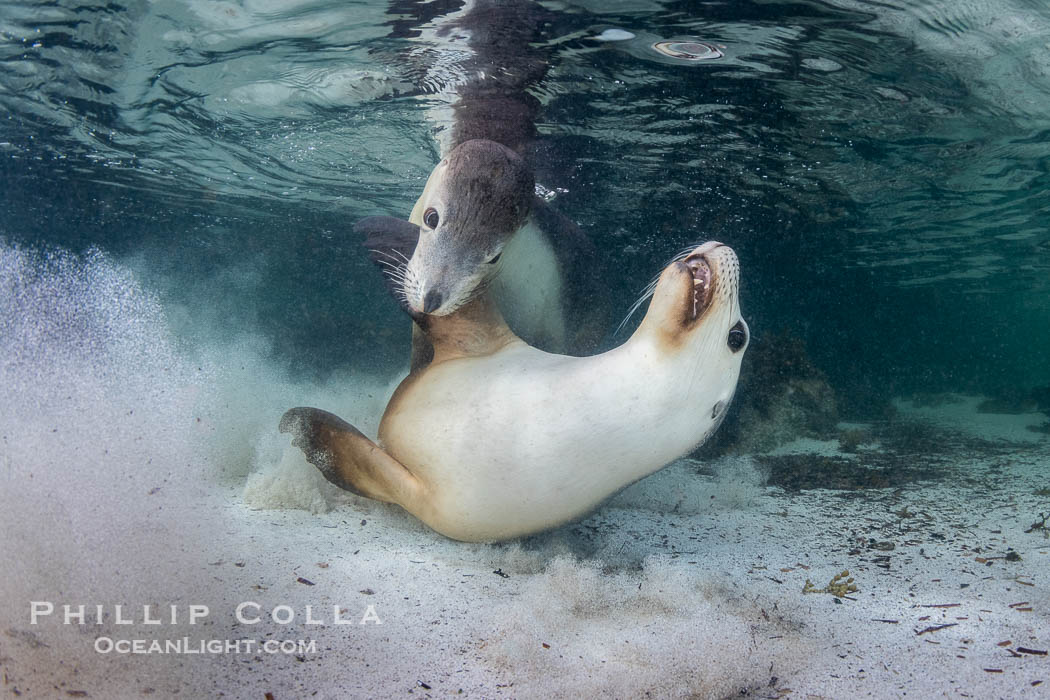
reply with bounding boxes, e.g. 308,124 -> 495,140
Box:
354,216 -> 420,269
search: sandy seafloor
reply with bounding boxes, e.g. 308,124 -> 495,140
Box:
2,246 -> 1049,698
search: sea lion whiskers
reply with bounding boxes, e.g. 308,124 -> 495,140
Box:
387,247 -> 412,264
399,254 -> 425,312
369,247 -> 411,271
370,248 -> 413,307
617,276 -> 660,336
616,243 -> 713,335
370,250 -> 408,275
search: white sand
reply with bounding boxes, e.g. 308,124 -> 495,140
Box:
896,395 -> 1048,444
2,244 -> 1049,698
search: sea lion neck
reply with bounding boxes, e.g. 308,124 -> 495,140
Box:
416,293 -> 520,363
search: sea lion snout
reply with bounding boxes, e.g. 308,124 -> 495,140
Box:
422,289 -> 444,314
675,242 -> 731,323
406,248 -> 489,316
403,139 -> 535,317
683,253 -> 714,320
639,241 -> 744,346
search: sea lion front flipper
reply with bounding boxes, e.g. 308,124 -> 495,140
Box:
279,407 -> 422,506
354,215 -> 420,265
529,197 -> 611,354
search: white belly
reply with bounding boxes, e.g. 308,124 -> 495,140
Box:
493,219 -> 568,351
379,339 -> 725,540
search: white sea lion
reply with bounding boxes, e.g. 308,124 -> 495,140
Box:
280,241 -> 748,542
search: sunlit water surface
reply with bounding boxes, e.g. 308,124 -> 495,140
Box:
3,1 -> 1050,696
2,0 -> 1047,396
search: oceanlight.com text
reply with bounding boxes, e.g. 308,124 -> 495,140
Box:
94,637 -> 317,655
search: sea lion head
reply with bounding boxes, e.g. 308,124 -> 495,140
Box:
403,139 -> 534,316
636,241 -> 749,416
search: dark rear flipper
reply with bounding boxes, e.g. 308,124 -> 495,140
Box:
279,407 -> 422,506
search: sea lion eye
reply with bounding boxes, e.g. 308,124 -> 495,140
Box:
423,208 -> 440,229
486,252 -> 502,265
727,320 -> 748,353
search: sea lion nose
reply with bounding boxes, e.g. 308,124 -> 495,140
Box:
422,289 -> 444,314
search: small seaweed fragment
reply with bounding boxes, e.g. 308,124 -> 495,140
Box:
1025,512 -> 1049,538
802,570 -> 858,598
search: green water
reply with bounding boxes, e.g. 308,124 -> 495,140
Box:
2,3 -> 1049,697
2,0 -> 1048,409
